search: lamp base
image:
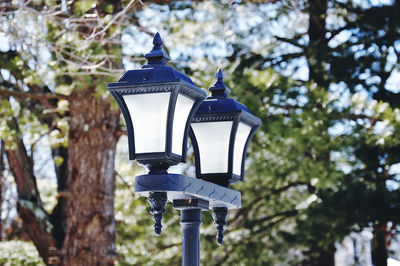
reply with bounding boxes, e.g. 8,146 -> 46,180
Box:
173,199 -> 209,210
147,163 -> 169,174
135,173 -> 241,209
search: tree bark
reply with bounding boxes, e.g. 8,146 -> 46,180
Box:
303,3 -> 336,265
4,119 -> 58,264
372,223 -> 388,266
307,0 -> 329,88
316,248 -> 335,266
303,246 -> 335,266
49,146 -> 69,249
3,88 -> 120,265
60,90 -> 120,265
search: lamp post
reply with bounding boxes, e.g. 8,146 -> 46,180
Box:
108,32 -> 206,234
108,33 -> 260,266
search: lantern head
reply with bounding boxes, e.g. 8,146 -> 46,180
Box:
190,69 -> 261,187
108,33 -> 206,167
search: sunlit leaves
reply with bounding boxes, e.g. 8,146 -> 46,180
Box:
0,240 -> 45,266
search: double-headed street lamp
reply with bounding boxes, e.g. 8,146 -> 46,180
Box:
108,33 -> 261,266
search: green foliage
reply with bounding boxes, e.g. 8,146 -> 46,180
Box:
73,1 -> 95,17
0,100 -> 18,149
0,241 -> 45,265
1,0 -> 399,265
36,179 -> 58,213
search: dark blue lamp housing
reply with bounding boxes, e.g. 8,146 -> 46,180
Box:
190,69 -> 261,187
108,33 -> 206,168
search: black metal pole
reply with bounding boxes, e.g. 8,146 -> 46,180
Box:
180,209 -> 202,266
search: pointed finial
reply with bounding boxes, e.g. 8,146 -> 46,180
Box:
209,69 -> 231,98
216,68 -> 223,80
153,32 -> 162,47
143,32 -> 170,68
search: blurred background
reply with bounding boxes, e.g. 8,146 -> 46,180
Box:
0,0 -> 399,265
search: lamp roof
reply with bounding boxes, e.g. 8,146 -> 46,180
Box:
196,98 -> 250,114
109,67 -> 196,87
195,69 -> 250,115
108,33 -> 197,88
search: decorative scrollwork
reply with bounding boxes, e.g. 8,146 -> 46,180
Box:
148,192 -> 168,235
112,84 -> 175,94
212,207 -> 228,245
192,114 -> 238,122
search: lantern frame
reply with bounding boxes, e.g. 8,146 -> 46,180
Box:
189,70 -> 261,186
108,33 -> 206,166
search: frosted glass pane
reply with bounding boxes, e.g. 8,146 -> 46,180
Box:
233,122 -> 252,176
172,94 -> 195,155
191,121 -> 233,174
123,92 -> 170,153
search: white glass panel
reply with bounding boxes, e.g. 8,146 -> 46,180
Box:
123,92 -> 170,153
172,94 -> 195,155
191,121 -> 233,174
233,122 -> 252,176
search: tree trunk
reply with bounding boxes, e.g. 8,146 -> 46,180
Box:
372,223 -> 388,266
316,249 -> 335,266
60,90 -> 120,265
304,246 -> 335,266
305,2 -> 335,264
307,0 -> 329,88
3,91 -> 120,265
0,141 -> 4,240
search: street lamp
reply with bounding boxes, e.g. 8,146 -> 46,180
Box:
108,33 -> 261,266
190,69 -> 261,244
108,33 -> 206,235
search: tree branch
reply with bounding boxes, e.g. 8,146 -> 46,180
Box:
0,89 -> 69,101
3,116 -> 58,264
269,181 -> 312,195
251,209 -> 298,225
84,0 -> 141,42
274,35 -> 305,48
252,214 -> 295,236
228,182 -> 311,227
